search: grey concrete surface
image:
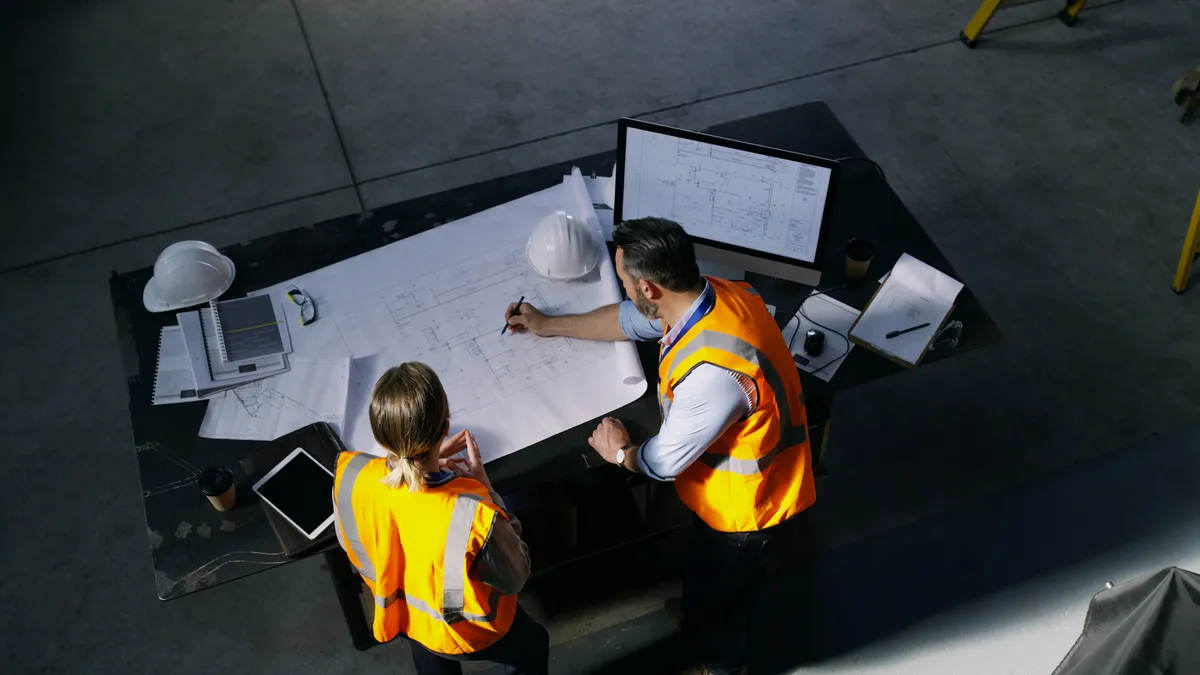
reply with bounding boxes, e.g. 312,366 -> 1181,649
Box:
4,0 -> 1200,673
559,417 -> 1200,675
294,0 -> 1066,182
0,0 -> 354,271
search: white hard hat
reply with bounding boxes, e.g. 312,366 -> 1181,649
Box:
526,211 -> 600,281
142,240 -> 236,312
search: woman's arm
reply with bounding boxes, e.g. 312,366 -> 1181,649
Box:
469,512 -> 531,595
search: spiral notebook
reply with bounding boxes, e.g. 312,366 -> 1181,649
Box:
200,307 -> 287,381
152,326 -> 200,405
210,296 -> 292,365
177,310 -> 290,396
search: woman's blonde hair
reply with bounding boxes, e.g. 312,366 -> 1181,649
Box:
369,362 -> 449,491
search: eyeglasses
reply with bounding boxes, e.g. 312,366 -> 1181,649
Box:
286,286 -> 317,326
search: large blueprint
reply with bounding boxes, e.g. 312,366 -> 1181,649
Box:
253,172 -> 646,462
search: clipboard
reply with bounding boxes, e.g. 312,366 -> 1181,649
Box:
848,281 -> 956,369
847,254 -> 963,369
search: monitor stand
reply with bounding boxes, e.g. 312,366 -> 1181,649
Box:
695,243 -> 821,287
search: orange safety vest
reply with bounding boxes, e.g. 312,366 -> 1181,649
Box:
332,452 -> 518,653
659,276 -> 817,533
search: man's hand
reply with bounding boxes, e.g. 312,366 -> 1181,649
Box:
440,430 -> 492,490
588,417 -> 632,465
505,302 -> 552,337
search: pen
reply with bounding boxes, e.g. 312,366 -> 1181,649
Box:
886,322 -> 930,339
501,295 -> 525,335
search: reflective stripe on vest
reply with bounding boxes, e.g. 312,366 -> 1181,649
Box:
377,586 -> 503,624
336,453 -> 377,581
441,493 -> 481,623
671,329 -> 806,475
334,459 -> 495,627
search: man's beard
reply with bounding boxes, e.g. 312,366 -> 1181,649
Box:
634,287 -> 659,320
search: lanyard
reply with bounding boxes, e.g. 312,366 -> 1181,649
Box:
658,288 -> 716,364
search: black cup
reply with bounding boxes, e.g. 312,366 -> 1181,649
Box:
845,237 -> 875,281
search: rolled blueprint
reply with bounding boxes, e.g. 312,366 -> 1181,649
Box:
615,341 -> 644,386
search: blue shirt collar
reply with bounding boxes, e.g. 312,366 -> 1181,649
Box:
425,470 -> 457,487
660,279 -> 713,348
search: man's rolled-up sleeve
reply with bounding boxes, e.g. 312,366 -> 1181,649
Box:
637,365 -> 751,481
618,300 -> 665,342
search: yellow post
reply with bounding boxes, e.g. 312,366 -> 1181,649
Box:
960,0 -> 1006,48
1172,189 -> 1200,294
1058,0 -> 1088,26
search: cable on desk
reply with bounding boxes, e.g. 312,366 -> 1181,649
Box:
786,284 -> 852,377
835,156 -> 887,183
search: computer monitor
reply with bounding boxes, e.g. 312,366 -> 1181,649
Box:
614,118 -> 840,286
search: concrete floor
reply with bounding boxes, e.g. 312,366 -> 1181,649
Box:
4,0 -> 1200,673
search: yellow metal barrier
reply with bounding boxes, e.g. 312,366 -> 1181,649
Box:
1172,189 -> 1200,294
960,0 -> 1088,48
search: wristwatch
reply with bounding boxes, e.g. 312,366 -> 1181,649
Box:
615,442 -> 637,468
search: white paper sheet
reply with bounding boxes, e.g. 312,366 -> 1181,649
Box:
565,173 -> 616,241
567,164 -> 617,208
253,172 -> 646,462
849,253 -> 963,366
596,209 -> 615,242
199,356 -> 350,441
782,292 -> 860,382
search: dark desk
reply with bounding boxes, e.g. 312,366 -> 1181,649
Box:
109,101 -> 1000,649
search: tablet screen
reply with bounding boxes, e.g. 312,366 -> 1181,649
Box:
254,449 -> 335,537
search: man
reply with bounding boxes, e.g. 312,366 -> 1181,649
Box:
504,217 -> 816,675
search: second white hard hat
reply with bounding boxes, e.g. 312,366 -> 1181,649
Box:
526,211 -> 600,281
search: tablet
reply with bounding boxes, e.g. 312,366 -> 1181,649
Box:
252,447 -> 336,539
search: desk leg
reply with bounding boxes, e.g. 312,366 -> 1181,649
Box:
324,549 -> 376,651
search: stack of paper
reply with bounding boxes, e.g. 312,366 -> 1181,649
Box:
849,253 -> 963,367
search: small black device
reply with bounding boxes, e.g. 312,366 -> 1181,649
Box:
803,329 -> 825,357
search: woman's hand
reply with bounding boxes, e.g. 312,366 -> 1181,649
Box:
438,429 -> 469,460
439,430 -> 492,491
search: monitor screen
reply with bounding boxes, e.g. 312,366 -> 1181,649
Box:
616,120 -> 839,268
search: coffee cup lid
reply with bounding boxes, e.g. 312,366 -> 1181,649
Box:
199,466 -> 234,496
846,237 -> 875,260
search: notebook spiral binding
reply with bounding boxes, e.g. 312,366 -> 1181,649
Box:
208,300 -> 230,363
199,307 -> 221,378
151,328 -> 168,403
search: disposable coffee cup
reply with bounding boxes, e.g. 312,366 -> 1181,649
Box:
845,237 -> 875,282
199,466 -> 236,511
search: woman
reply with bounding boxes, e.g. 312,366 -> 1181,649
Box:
333,362 -> 547,674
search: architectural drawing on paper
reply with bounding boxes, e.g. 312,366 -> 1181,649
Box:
199,357 -> 350,441
230,380 -> 341,426
334,240 -> 608,418
623,129 -> 832,262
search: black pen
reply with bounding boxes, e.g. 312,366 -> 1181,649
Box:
886,322 -> 930,339
500,295 -> 525,335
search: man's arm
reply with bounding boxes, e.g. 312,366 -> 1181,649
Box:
635,366 -> 753,480
505,300 -> 664,342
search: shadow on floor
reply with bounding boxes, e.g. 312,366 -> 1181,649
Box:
551,424 -> 1200,674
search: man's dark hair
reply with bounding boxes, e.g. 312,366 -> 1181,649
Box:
612,217 -> 701,292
